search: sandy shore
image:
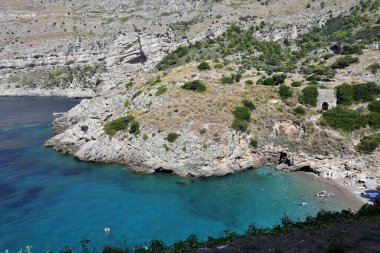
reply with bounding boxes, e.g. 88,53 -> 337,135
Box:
295,172 -> 368,212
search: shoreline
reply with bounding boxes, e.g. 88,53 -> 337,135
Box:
296,171 -> 368,212
0,87 -> 95,99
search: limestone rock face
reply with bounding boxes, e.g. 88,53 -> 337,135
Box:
46,94 -> 263,177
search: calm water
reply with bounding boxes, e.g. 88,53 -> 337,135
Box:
0,97 -> 352,252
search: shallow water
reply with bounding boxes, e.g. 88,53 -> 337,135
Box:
0,97 -> 352,252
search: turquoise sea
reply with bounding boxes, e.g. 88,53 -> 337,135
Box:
0,97 -> 352,252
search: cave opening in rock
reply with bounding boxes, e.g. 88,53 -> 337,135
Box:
154,167 -> 174,174
297,166 -> 314,173
278,152 -> 292,166
322,102 -> 329,110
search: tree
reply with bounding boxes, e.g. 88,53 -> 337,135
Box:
279,85 -> 293,99
336,84 -> 354,105
299,85 -> 319,107
197,62 -> 210,70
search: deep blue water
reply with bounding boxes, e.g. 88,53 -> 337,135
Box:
0,97 -> 352,252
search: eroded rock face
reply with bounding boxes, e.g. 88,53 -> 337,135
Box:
46,95 -> 263,177
0,0 -> 357,97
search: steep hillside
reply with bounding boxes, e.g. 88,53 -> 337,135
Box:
0,0 -> 359,96
45,1 -> 380,179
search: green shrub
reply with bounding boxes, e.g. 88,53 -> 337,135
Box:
231,118 -> 249,132
182,80 -> 206,92
232,73 -> 242,82
155,86 -> 167,96
353,82 -> 380,102
214,63 -> 224,69
167,133 -> 179,143
80,125 -> 89,133
129,120 -> 141,134
143,133 -> 149,140
299,85 -> 319,107
220,76 -> 234,84
272,73 -> 287,85
331,55 -> 359,69
245,80 -> 254,86
367,112 -> 380,129
368,63 -> 380,74
336,84 -> 354,105
293,106 -> 306,115
232,106 -> 251,121
125,81 -> 133,89
279,85 -> 293,99
322,106 -> 368,132
242,100 -> 256,111
124,99 -> 130,107
356,133 -> 380,154
250,138 -> 258,148
198,62 -> 210,70
368,100 -> 380,113
150,78 -> 162,86
291,81 -> 302,87
342,44 -> 363,55
262,77 -> 275,86
104,115 -> 135,136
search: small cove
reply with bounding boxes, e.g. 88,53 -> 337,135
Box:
0,97 -> 355,252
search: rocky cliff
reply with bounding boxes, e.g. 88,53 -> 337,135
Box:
0,0 -> 358,97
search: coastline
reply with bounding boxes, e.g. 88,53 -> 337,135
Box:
296,171 -> 368,212
0,87 -> 95,98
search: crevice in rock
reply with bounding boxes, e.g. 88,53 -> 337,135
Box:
154,167 -> 174,174
278,152 -> 292,166
296,166 -> 314,173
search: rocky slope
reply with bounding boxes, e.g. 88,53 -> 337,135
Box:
46,57 -> 380,178
0,0 -> 358,97
2,0 -> 379,180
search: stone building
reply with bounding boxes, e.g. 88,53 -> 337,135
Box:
317,89 -> 337,110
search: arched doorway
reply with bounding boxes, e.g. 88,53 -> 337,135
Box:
322,102 -> 329,110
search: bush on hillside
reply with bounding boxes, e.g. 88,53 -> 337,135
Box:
356,133 -> 380,154
322,106 -> 368,132
232,106 -> 251,121
336,84 -> 354,105
367,112 -> 380,129
197,62 -> 210,70
167,133 -> 179,143
331,55 -> 359,69
368,100 -> 380,113
293,106 -> 306,115
291,81 -> 302,87
279,85 -> 293,99
104,115 -> 137,136
353,82 -> 380,102
220,76 -> 234,84
182,80 -> 206,92
242,100 -> 256,111
299,85 -> 319,107
272,73 -> 287,85
155,86 -> 167,96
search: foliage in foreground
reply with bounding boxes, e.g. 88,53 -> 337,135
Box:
54,201 -> 380,253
